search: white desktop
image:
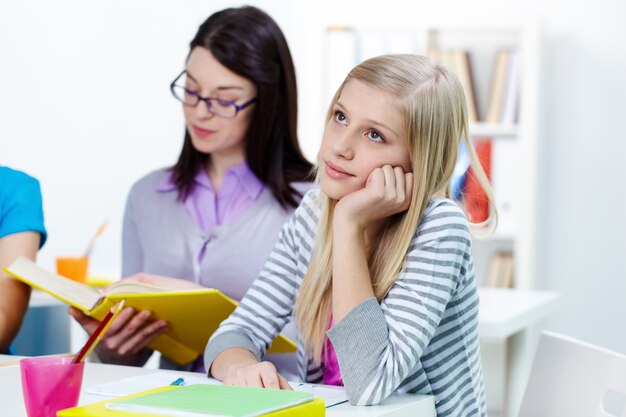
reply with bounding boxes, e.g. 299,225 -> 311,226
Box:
18,287 -> 560,417
0,355 -> 435,417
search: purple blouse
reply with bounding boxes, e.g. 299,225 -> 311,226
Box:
157,162 -> 264,230
155,163 -> 263,372
123,167 -> 309,373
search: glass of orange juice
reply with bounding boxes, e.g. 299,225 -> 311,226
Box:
56,256 -> 89,283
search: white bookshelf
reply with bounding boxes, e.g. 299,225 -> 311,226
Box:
416,20 -> 540,292
323,20 -> 541,417
323,20 -> 540,290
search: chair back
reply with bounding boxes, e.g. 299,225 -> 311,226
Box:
519,331 -> 626,417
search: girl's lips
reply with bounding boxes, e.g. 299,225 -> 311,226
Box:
192,125 -> 215,138
325,161 -> 353,179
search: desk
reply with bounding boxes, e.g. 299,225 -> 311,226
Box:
0,355 -> 435,417
478,288 -> 560,417
23,288 -> 559,416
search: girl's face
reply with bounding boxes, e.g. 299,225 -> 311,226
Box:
183,47 -> 257,163
319,79 -> 411,200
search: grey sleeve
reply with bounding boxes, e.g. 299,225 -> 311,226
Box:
326,297 -> 388,403
121,186 -> 143,277
326,213 -> 471,405
204,211 -> 303,376
204,331 -> 263,374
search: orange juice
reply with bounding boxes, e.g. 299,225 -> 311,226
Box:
56,256 -> 89,283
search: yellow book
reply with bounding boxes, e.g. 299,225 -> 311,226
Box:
5,257 -> 295,365
58,386 -> 326,417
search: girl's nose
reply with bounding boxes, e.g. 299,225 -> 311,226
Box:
332,131 -> 354,160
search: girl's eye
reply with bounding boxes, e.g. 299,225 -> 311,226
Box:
367,130 -> 384,143
333,111 -> 347,124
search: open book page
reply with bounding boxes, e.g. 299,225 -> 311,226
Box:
5,256 -> 102,310
85,372 -> 221,397
103,280 -> 193,295
292,383 -> 348,408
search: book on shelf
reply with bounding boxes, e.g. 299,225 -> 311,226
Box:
5,257 -> 295,365
428,47 -> 480,123
486,251 -> 515,288
428,46 -> 493,222
59,385 -> 325,417
463,49 -> 509,224
500,48 -> 520,124
486,48 -> 511,124
464,47 -> 523,225
463,139 -> 492,223
453,49 -> 480,123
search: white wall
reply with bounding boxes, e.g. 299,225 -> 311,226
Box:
2,0 -> 626,355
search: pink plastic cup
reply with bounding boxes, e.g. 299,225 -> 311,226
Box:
20,356 -> 85,417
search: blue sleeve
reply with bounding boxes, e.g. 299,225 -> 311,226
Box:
0,168 -> 47,248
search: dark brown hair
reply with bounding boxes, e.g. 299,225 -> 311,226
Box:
171,6 -> 312,207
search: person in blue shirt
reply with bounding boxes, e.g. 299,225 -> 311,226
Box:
0,167 -> 47,353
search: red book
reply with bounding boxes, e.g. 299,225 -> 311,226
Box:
464,140 -> 492,223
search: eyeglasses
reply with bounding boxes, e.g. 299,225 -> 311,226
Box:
170,70 -> 257,118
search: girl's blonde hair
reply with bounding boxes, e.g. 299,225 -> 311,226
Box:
294,54 -> 496,365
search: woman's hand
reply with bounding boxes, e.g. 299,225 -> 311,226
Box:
335,165 -> 413,230
68,305 -> 168,365
224,361 -> 293,390
68,274 -> 200,365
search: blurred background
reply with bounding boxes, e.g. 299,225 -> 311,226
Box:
2,0 -> 626,414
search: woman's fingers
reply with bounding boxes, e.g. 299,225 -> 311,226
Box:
337,165 -> 412,227
260,369 -> 281,389
278,374 -> 293,390
379,165 -> 411,209
122,320 -> 169,354
393,166 -> 405,198
366,166 -> 386,189
102,309 -> 151,349
68,307 -> 100,334
381,165 -> 396,191
223,361 -> 290,390
102,307 -> 138,337
404,172 -> 414,203
99,309 -> 168,356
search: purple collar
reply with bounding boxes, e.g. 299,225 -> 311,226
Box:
156,162 -> 263,200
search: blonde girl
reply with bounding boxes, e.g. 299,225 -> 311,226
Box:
205,54 -> 494,417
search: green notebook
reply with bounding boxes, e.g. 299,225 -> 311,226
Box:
105,384 -> 315,417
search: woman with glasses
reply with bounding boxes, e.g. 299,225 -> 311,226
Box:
69,6 -> 312,372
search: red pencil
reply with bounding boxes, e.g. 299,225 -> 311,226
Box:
72,300 -> 125,364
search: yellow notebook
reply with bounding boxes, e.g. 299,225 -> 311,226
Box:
5,257 -> 295,365
58,386 -> 326,417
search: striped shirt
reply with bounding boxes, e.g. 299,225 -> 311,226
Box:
205,189 -> 486,416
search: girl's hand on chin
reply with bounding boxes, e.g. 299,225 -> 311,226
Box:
335,165 -> 413,229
